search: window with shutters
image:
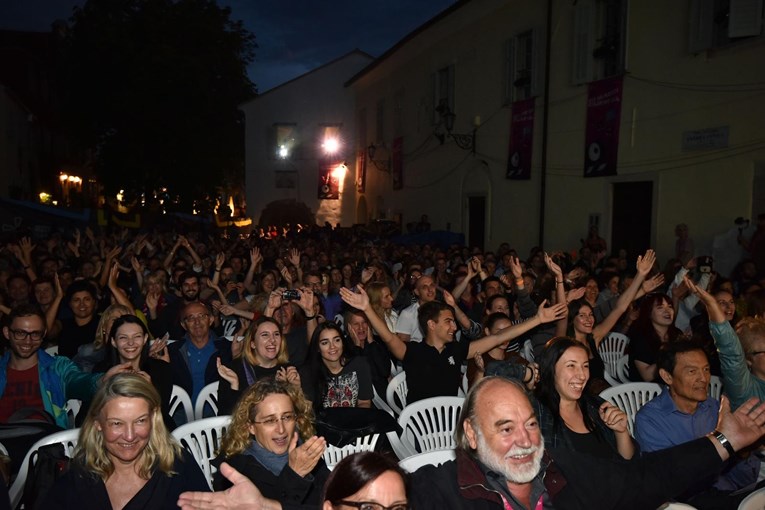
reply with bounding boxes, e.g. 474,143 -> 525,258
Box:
504,29 -> 542,103
689,0 -> 764,53
571,0 -> 627,85
433,65 -> 455,123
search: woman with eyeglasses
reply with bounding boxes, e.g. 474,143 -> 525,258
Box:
212,378 -> 329,508
322,452 -> 409,510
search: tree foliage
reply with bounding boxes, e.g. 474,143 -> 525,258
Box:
64,0 -> 256,208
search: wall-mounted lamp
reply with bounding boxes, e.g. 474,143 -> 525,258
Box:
434,104 -> 477,154
367,143 -> 390,172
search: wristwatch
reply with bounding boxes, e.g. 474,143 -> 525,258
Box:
711,430 -> 736,456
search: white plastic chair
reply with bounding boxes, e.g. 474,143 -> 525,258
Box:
372,386 -> 395,417
195,381 -> 220,420
44,345 -> 58,356
599,382 -> 662,436
170,385 -> 194,424
172,415 -> 232,490
386,371 -> 408,415
388,396 -> 464,460
709,375 -> 723,401
738,486 -> 765,509
603,355 -> 630,386
65,399 -> 82,428
598,333 -> 629,383
398,448 -> 456,472
9,428 -> 80,509
521,339 -> 534,363
323,433 -> 380,470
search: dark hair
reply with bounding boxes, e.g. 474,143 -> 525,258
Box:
536,337 -> 599,433
7,272 -> 31,287
305,321 -> 357,409
484,312 -> 512,332
65,279 -> 98,303
627,293 -> 682,354
656,340 -> 707,378
484,294 -> 509,315
5,303 -> 45,325
323,452 -> 408,503
565,299 -> 593,337
106,315 -> 151,368
179,271 -> 200,285
417,301 -> 453,339
32,276 -> 54,290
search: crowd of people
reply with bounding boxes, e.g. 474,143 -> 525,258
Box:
2,219 -> 765,509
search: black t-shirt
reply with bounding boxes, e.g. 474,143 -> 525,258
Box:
57,318 -> 98,358
403,339 -> 469,403
285,326 -> 308,368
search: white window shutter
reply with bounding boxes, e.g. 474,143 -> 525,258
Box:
530,28 -> 543,97
688,0 -> 714,52
572,1 -> 594,84
729,0 -> 763,37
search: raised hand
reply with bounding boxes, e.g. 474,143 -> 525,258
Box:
149,335 -> 170,363
566,286 -> 586,303
715,396 -> 765,456
441,288 -> 457,308
536,300 -> 567,323
250,247 -> 263,268
130,255 -> 143,274
280,266 -> 293,286
177,462 -> 267,510
287,248 -> 300,268
635,249 -> 656,277
288,434 -> 326,478
215,252 -> 226,269
339,286 -> 370,311
508,256 -> 523,279
216,357 -> 239,390
544,252 -> 563,279
297,287 -> 314,315
360,266 -> 375,285
469,257 -> 482,276
145,291 -> 159,312
642,273 -> 665,294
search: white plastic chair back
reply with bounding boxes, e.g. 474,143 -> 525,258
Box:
386,371 -> 408,415
738,486 -> 765,509
44,345 -> 59,357
398,448 -> 456,472
322,433 -> 380,470
603,355 -> 630,386
9,428 -> 80,509
598,333 -> 629,383
709,375 -> 723,401
172,415 -> 232,490
599,382 -> 662,436
195,381 -> 220,420
394,396 -> 464,460
521,339 -> 534,363
170,385 -> 194,424
390,360 -> 404,376
372,386 -> 395,417
65,399 -> 82,428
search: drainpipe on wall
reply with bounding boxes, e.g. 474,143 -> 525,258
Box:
539,0 -> 553,247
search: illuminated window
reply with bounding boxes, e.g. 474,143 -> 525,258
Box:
272,123 -> 297,160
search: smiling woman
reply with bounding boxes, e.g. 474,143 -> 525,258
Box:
213,378 -> 329,509
41,373 -> 209,510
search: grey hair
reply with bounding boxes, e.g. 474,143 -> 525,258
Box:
455,376 -> 530,452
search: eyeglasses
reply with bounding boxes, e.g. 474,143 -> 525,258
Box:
251,413 -> 296,427
334,501 -> 409,510
8,328 -> 44,341
183,313 -> 209,323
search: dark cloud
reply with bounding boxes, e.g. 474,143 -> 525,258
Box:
0,0 -> 455,91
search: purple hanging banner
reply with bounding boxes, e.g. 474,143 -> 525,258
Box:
506,97 -> 535,180
584,76 -> 623,177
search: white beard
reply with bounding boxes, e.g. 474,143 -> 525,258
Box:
475,429 -> 545,484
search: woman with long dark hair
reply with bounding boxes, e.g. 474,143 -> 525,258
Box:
535,337 -> 635,460
628,293 -> 684,382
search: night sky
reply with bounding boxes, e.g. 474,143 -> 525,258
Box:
0,0 -> 456,92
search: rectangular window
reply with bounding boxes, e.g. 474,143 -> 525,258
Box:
505,29 -> 541,103
689,0 -> 764,52
433,64 -> 455,123
318,124 -> 343,159
571,0 -> 627,85
271,123 -> 296,160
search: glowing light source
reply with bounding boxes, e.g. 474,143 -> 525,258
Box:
228,196 -> 235,216
331,163 -> 347,180
322,137 -> 340,154
59,174 -> 68,182
277,145 -> 289,159
116,189 -> 124,202
39,192 -> 52,203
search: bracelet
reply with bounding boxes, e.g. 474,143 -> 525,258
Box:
711,430 -> 736,456
556,280 -> 564,285
215,267 -> 222,272
523,367 -> 533,383
515,278 -> 524,284
304,314 -> 316,320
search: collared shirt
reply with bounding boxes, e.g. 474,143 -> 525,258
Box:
634,388 -> 717,453
635,387 -> 758,491
403,338 -> 469,403
186,338 -> 217,402
483,462 -> 548,510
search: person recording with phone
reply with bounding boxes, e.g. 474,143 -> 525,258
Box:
669,255 -> 714,333
263,287 -> 317,368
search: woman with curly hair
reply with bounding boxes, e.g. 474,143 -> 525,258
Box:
42,373 -> 208,509
213,378 -> 329,508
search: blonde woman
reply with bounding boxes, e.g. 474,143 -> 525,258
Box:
42,373 -> 208,509
365,281 -> 398,332
73,303 -> 133,372
213,379 -> 328,507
